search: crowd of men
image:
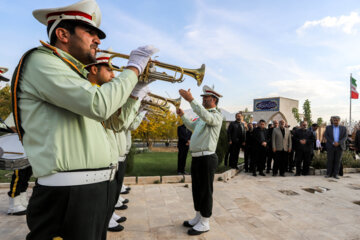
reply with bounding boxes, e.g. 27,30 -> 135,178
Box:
226,113 -> 348,179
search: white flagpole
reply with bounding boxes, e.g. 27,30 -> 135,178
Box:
350,73 -> 352,129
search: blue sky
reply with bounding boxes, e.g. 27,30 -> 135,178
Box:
1,0 -> 360,123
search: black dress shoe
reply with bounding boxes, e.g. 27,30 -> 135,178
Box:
125,186 -> 131,191
122,198 -> 129,204
116,216 -> 127,223
245,169 -> 248,173
324,175 -> 330,178
272,173 -> 277,176
183,221 -> 194,228
259,172 -> 265,176
334,175 -> 340,179
8,210 -> 26,216
295,173 -> 300,176
108,224 -> 124,232
115,204 -> 128,210
266,170 -> 270,173
252,172 -> 257,177
187,228 -> 209,235
120,190 -> 130,194
280,174 -> 285,177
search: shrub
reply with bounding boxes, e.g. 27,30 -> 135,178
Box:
216,120 -> 228,167
311,150 -> 360,169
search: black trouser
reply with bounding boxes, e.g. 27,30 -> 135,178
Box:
26,178 -> 117,240
266,149 -> 275,171
8,166 -> 32,198
177,144 -> 189,173
224,146 -> 231,166
191,154 -> 218,218
273,151 -> 288,175
244,147 -> 251,171
288,150 -> 295,171
295,150 -> 311,175
326,147 -> 343,177
115,161 -> 126,204
229,142 -> 241,168
253,146 -> 266,173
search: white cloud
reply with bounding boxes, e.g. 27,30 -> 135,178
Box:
297,12 -> 360,35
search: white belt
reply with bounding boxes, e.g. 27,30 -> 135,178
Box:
191,151 -> 215,157
38,167 -> 117,187
118,156 -> 126,162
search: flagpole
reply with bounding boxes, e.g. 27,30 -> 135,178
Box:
350,73 -> 352,129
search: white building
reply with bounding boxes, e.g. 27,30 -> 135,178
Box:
247,97 -> 301,128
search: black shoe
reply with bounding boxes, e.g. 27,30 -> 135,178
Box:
115,204 -> 128,210
252,172 -> 257,177
120,190 -> 130,194
288,170 -> 294,173
334,175 -> 340,179
108,224 -> 124,232
116,216 -> 127,223
125,186 -> 131,191
324,175 -> 330,178
280,174 -> 285,177
272,173 -> 277,176
295,173 -> 300,176
266,170 -> 270,173
183,221 -> 194,228
245,169 -> 249,173
8,210 -> 26,216
187,228 -> 209,235
259,172 -> 265,176
122,198 -> 129,204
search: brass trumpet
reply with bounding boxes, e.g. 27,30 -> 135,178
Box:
141,94 -> 170,112
142,106 -> 167,118
145,92 -> 181,110
97,49 -> 205,86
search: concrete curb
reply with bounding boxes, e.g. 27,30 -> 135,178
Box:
1,166 -> 357,188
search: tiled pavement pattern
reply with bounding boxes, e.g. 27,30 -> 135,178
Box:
1,173 -> 360,240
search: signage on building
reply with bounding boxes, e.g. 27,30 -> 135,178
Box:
254,98 -> 279,112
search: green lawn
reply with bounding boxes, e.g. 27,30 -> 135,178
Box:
0,152 -> 241,182
126,152 -> 237,177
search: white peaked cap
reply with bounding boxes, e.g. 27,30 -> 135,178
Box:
33,0 -> 105,40
200,85 -> 223,98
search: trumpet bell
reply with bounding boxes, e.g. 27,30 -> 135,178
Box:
183,64 -> 205,86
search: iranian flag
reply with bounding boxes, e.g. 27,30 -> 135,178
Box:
351,76 -> 359,99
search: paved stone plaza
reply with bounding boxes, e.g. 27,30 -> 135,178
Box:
1,172 -> 360,240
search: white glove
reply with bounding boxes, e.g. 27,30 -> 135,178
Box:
131,83 -> 150,99
127,45 -> 159,74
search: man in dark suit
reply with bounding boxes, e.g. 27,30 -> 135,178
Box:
294,121 -> 315,176
253,119 -> 268,176
324,116 -> 347,179
355,127 -> 360,154
266,120 -> 278,173
244,123 -> 255,172
177,124 -> 192,174
227,112 -> 246,169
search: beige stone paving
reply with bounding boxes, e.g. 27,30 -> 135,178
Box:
1,173 -> 360,240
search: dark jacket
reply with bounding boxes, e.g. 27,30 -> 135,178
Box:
355,130 -> 360,152
293,128 -> 315,152
324,125 -> 347,151
253,127 -> 267,149
245,129 -> 255,149
227,121 -> 246,144
177,125 -> 192,147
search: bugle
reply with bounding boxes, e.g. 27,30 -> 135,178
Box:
97,49 -> 205,86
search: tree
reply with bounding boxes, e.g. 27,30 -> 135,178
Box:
316,117 -> 323,126
243,107 -> 251,123
303,99 -> 312,125
0,85 -> 12,120
292,107 -> 300,123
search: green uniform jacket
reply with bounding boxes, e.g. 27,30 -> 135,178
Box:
18,45 -> 137,177
181,100 -> 223,153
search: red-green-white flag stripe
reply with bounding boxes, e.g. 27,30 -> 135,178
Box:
351,77 -> 359,99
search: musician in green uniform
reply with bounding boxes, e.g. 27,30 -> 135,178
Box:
177,85 -> 223,235
11,0 -> 157,239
